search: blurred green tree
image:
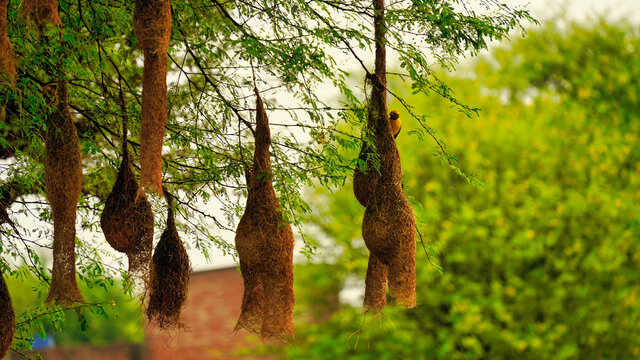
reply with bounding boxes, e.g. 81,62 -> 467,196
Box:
287,17 -> 640,360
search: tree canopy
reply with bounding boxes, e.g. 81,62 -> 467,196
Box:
0,0 -> 535,354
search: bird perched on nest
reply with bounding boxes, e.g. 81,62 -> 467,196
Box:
389,110 -> 401,139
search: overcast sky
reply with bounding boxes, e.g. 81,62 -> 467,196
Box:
506,0 -> 640,23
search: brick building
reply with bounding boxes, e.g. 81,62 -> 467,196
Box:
145,266 -> 268,360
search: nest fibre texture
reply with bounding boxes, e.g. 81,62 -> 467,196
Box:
353,105 -> 380,207
234,89 -> 295,339
0,273 -> 15,358
146,194 -> 191,329
43,81 -> 84,304
0,0 -> 16,84
20,0 -> 61,28
133,0 -> 171,195
361,0 -> 416,311
100,139 -> 154,285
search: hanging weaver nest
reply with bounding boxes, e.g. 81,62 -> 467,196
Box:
0,0 -> 16,85
133,0 -> 171,195
234,88 -> 295,339
43,81 -> 84,304
146,192 -> 191,329
0,273 -> 15,358
361,75 -> 416,311
100,139 -> 154,286
353,105 -> 380,207
20,0 -> 61,28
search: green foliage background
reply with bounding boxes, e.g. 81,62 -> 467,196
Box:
6,267 -> 143,351
286,18 -> 640,360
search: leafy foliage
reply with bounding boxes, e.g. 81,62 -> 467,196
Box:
6,267 -> 142,350
286,17 -> 640,359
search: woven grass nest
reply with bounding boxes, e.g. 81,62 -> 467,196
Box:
361,75 -> 416,311
100,138 -> 154,286
133,0 -> 171,195
0,0 -> 16,84
43,81 -> 84,305
146,192 -> 191,329
234,88 -> 295,339
0,273 -> 15,358
20,0 -> 61,28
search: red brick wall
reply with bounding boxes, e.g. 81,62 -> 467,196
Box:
145,266 -> 269,360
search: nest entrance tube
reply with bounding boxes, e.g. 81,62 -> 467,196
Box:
100,97 -> 154,287
43,81 -> 84,305
0,273 -> 15,358
0,0 -> 17,84
133,0 -> 172,195
360,0 -> 416,311
234,88 -> 295,339
146,192 -> 191,329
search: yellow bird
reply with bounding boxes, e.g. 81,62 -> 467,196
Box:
389,110 -> 401,139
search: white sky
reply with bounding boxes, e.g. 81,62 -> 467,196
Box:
506,0 -> 640,24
